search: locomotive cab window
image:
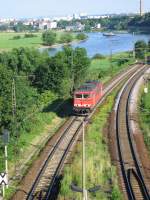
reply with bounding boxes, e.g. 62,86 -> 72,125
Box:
83,94 -> 90,98
76,94 -> 82,98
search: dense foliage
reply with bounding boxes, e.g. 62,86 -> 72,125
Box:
134,40 -> 150,59
59,32 -> 73,43
57,12 -> 150,32
33,46 -> 90,95
42,30 -> 57,46
0,47 -> 90,132
76,33 -> 88,40
128,13 -> 150,28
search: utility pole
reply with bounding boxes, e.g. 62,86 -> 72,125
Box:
132,32 -> 135,60
12,77 -> 18,173
110,48 -> 113,77
12,78 -> 16,121
144,49 -> 147,64
71,119 -> 100,199
82,121 -> 87,200
108,39 -> 113,77
71,50 -> 75,93
11,75 -> 35,174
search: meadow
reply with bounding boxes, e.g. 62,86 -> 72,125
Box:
88,51 -> 135,83
0,31 -> 76,50
0,32 -> 42,50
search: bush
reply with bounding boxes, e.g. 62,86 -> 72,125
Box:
24,33 -> 37,38
135,40 -> 147,59
42,31 -> 57,46
59,33 -> 73,43
92,53 -> 105,59
12,35 -> 21,40
76,33 -> 88,40
117,58 -> 130,66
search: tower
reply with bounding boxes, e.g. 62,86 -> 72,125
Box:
140,0 -> 143,16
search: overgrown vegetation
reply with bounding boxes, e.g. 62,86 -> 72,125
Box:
135,40 -> 148,59
76,33 -> 88,41
12,35 -> 21,40
92,53 -> 106,59
139,83 -> 150,153
0,46 -> 90,173
59,32 -> 73,43
24,33 -> 37,38
59,92 -> 123,200
42,30 -> 57,45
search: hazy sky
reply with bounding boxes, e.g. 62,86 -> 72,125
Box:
0,0 -> 150,18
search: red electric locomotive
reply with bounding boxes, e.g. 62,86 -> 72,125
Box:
73,80 -> 103,115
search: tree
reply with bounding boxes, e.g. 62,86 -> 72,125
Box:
135,40 -> 147,59
33,47 -> 90,97
148,40 -> 150,52
42,31 -> 57,46
76,33 -> 88,41
0,47 -> 49,74
72,47 -> 90,89
59,33 -> 73,43
0,64 -> 13,128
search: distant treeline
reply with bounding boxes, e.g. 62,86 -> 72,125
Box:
58,12 -> 150,32
0,13 -> 150,32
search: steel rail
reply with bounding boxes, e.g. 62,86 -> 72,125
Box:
115,65 -> 150,200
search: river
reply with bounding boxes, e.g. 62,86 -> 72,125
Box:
45,32 -> 150,58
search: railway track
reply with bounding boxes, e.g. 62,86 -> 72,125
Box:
12,63 -> 145,200
26,116 -> 84,199
114,65 -> 150,200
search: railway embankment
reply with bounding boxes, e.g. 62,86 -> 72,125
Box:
129,68 -> 150,189
138,74 -> 150,154
109,66 -> 150,200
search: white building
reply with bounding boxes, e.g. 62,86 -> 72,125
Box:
96,23 -> 101,29
39,21 -> 57,30
47,21 -> 57,29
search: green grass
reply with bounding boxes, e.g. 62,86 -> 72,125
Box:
59,91 -> 123,200
0,31 -> 76,50
0,32 -> 42,50
139,83 -> 150,153
88,51 -> 135,83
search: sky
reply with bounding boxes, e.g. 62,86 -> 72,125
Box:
0,0 -> 150,18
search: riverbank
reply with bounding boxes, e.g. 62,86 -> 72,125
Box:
0,31 -> 85,51
48,32 -> 150,58
39,38 -> 87,51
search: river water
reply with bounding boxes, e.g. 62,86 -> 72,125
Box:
46,32 -> 150,58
